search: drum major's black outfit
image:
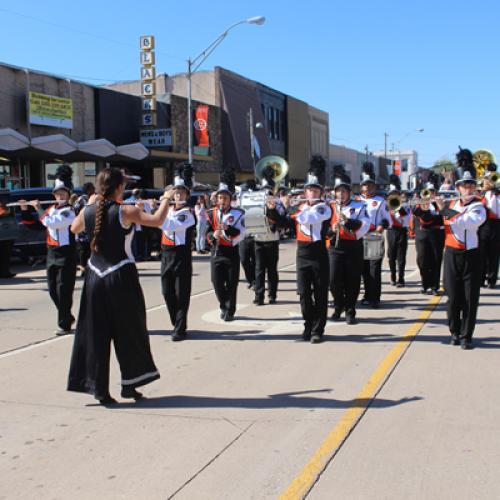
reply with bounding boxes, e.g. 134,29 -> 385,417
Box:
67,201 -> 159,399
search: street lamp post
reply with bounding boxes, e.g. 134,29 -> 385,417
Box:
186,16 -> 265,165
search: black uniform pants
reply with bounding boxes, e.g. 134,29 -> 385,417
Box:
362,258 -> 382,304
329,243 -> 363,314
239,237 -> 255,286
254,241 -> 279,300
46,247 -> 76,330
386,228 -> 408,282
211,247 -> 240,316
479,219 -> 500,286
161,246 -> 192,334
76,240 -> 91,269
443,247 -> 481,341
297,243 -> 329,335
415,230 -> 444,290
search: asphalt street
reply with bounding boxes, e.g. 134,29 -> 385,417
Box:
0,241 -> 499,500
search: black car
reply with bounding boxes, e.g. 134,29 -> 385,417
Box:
8,187 -> 82,262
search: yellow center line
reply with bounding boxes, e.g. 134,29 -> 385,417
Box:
280,294 -> 442,500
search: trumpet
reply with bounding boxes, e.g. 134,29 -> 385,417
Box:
482,172 -> 500,187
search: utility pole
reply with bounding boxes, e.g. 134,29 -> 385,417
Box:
365,144 -> 369,161
384,132 -> 388,159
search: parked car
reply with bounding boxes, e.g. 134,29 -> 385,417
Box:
0,189 -> 19,242
8,187 -> 82,263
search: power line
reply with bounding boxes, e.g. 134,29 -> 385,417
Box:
0,6 -> 185,62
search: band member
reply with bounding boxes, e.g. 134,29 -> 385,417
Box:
68,168 -> 170,404
412,183 -> 445,295
239,232 -> 256,289
253,189 -> 287,305
436,169 -> 486,349
20,166 -> 77,335
479,169 -> 499,288
206,182 -> 246,322
358,162 -> 391,308
160,176 -> 196,341
288,159 -> 331,343
73,182 -> 95,275
328,175 -> 370,324
386,177 -> 410,287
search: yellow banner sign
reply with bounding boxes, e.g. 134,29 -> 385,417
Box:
28,91 -> 73,129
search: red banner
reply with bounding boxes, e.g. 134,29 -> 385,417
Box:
194,104 -> 209,147
393,160 -> 401,176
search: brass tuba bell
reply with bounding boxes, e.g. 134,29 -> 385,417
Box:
255,155 -> 289,192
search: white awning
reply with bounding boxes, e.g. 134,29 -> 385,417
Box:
78,138 -> 116,157
0,128 -> 30,151
116,143 -> 149,160
0,129 -> 151,162
31,134 -> 77,155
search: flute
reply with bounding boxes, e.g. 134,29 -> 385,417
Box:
6,200 -> 62,208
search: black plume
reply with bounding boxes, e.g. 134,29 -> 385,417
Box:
176,162 -> 194,188
456,147 -> 475,179
427,172 -> 440,187
309,155 -> 326,185
244,179 -> 257,191
487,162 -> 497,172
220,164 -> 236,193
362,161 -> 375,180
55,164 -> 73,191
389,174 -> 401,190
333,164 -> 345,177
261,164 -> 276,189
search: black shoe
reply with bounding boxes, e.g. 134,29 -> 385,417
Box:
432,288 -> 440,296
426,289 -> 434,295
54,328 -> 73,336
121,387 -> 144,400
371,301 -> 380,309
269,297 -> 276,304
487,283 -> 496,289
331,310 -> 342,321
95,394 -> 117,405
172,331 -> 187,342
396,281 -> 405,288
361,299 -> 370,306
310,334 -> 322,344
253,298 -> 264,306
346,312 -> 357,325
302,328 -> 312,341
0,272 -> 16,278
390,280 -> 397,286
247,281 -> 255,290
460,339 -> 473,350
224,314 -> 234,322
450,335 -> 460,346
420,288 -> 428,295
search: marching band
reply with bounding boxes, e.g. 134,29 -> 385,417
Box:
9,150 -> 499,403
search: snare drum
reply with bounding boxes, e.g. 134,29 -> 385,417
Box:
363,232 -> 385,260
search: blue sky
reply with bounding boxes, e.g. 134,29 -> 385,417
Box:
1,0 -> 498,167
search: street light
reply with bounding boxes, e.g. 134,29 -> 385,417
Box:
186,16 -> 266,164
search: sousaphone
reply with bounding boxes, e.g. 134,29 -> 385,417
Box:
255,155 -> 289,192
473,149 -> 496,178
